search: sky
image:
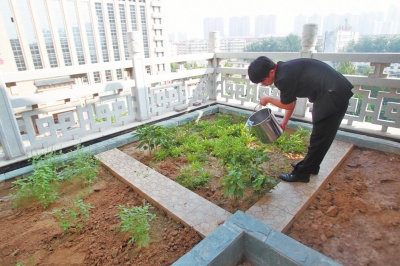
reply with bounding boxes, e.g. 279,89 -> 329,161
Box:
163,0 -> 400,39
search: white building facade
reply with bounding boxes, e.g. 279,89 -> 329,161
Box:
0,0 -> 168,94
175,38 -> 246,55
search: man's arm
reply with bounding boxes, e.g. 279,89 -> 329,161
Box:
260,95 -> 296,131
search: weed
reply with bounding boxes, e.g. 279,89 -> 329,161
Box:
11,151 -> 62,209
169,147 -> 183,158
11,145 -> 99,209
63,146 -> 99,184
176,162 -> 211,190
221,164 -> 245,203
52,199 -> 94,232
276,127 -> 311,154
133,125 -> 176,154
155,149 -> 170,161
115,203 -> 156,247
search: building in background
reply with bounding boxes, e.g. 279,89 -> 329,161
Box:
294,14 -> 307,36
0,0 -> 168,95
220,38 -> 246,52
203,17 -> 224,39
229,16 -> 250,37
175,38 -> 246,55
308,13 -> 324,36
176,39 -> 208,55
323,23 -> 359,53
254,15 -> 276,37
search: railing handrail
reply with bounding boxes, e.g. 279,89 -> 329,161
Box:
10,80 -> 136,109
312,53 -> 400,63
2,61 -> 134,83
146,67 -> 214,84
143,53 -> 214,65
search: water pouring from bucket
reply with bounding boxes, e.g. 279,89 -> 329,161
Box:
246,104 -> 283,143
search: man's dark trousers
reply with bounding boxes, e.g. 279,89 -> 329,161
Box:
292,98 -> 348,176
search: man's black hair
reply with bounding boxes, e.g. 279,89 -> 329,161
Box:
248,56 -> 276,84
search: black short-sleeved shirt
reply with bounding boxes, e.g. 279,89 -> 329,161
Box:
274,58 -> 354,122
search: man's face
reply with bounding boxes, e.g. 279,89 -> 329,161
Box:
260,69 -> 275,86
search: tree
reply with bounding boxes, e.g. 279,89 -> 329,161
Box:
244,34 -> 302,52
335,62 -> 357,75
345,35 -> 400,53
170,63 -> 178,72
224,61 -> 232,67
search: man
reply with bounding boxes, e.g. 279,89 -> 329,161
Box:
248,56 -> 354,182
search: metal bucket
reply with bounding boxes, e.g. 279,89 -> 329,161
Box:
246,105 -> 283,143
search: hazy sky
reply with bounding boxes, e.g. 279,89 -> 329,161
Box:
163,0 -> 400,39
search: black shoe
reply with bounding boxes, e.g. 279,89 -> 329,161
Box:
279,173 -> 310,183
290,162 -> 319,175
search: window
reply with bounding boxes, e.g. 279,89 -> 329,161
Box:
129,5 -> 137,31
53,0 -> 72,66
18,0 -> 43,69
93,71 -> 101,83
105,70 -> 112,81
95,3 -> 109,62
116,69 -> 123,80
67,1 -> 85,65
36,0 -> 58,67
107,3 -> 120,61
119,4 -> 129,60
81,2 -> 97,63
140,6 -> 149,58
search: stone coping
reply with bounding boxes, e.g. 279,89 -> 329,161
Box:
172,211 -> 341,266
246,140 -> 353,233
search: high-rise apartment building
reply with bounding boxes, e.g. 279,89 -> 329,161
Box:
308,13 -> 324,36
323,24 -> 359,53
229,16 -> 250,37
0,0 -> 167,93
203,17 -> 224,39
294,14 -> 307,36
254,15 -> 276,37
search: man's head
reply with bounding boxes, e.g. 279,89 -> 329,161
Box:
248,56 -> 276,86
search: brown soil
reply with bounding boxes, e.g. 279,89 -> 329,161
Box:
2,143 -> 398,266
287,147 -> 400,266
0,166 -> 201,266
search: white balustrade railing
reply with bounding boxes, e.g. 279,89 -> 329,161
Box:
0,25 -> 399,165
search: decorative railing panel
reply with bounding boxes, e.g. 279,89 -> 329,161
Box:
14,82 -> 135,150
217,75 -> 281,107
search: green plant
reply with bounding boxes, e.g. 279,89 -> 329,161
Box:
169,147 -> 183,158
11,151 -> 62,209
52,199 -> 94,232
66,146 -> 99,184
11,145 -> 99,209
133,125 -> 175,154
115,203 -> 156,247
251,174 -> 277,194
186,152 -> 208,163
176,162 -> 211,190
155,149 -> 170,161
276,127 -> 311,154
221,164 -> 245,204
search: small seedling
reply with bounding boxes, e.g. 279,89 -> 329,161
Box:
176,162 -> 211,190
53,199 -> 94,232
11,151 -> 62,209
115,203 -> 156,247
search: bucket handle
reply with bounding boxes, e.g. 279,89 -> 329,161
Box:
253,104 -> 271,115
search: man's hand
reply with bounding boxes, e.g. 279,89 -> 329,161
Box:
260,95 -> 270,106
279,121 -> 287,131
